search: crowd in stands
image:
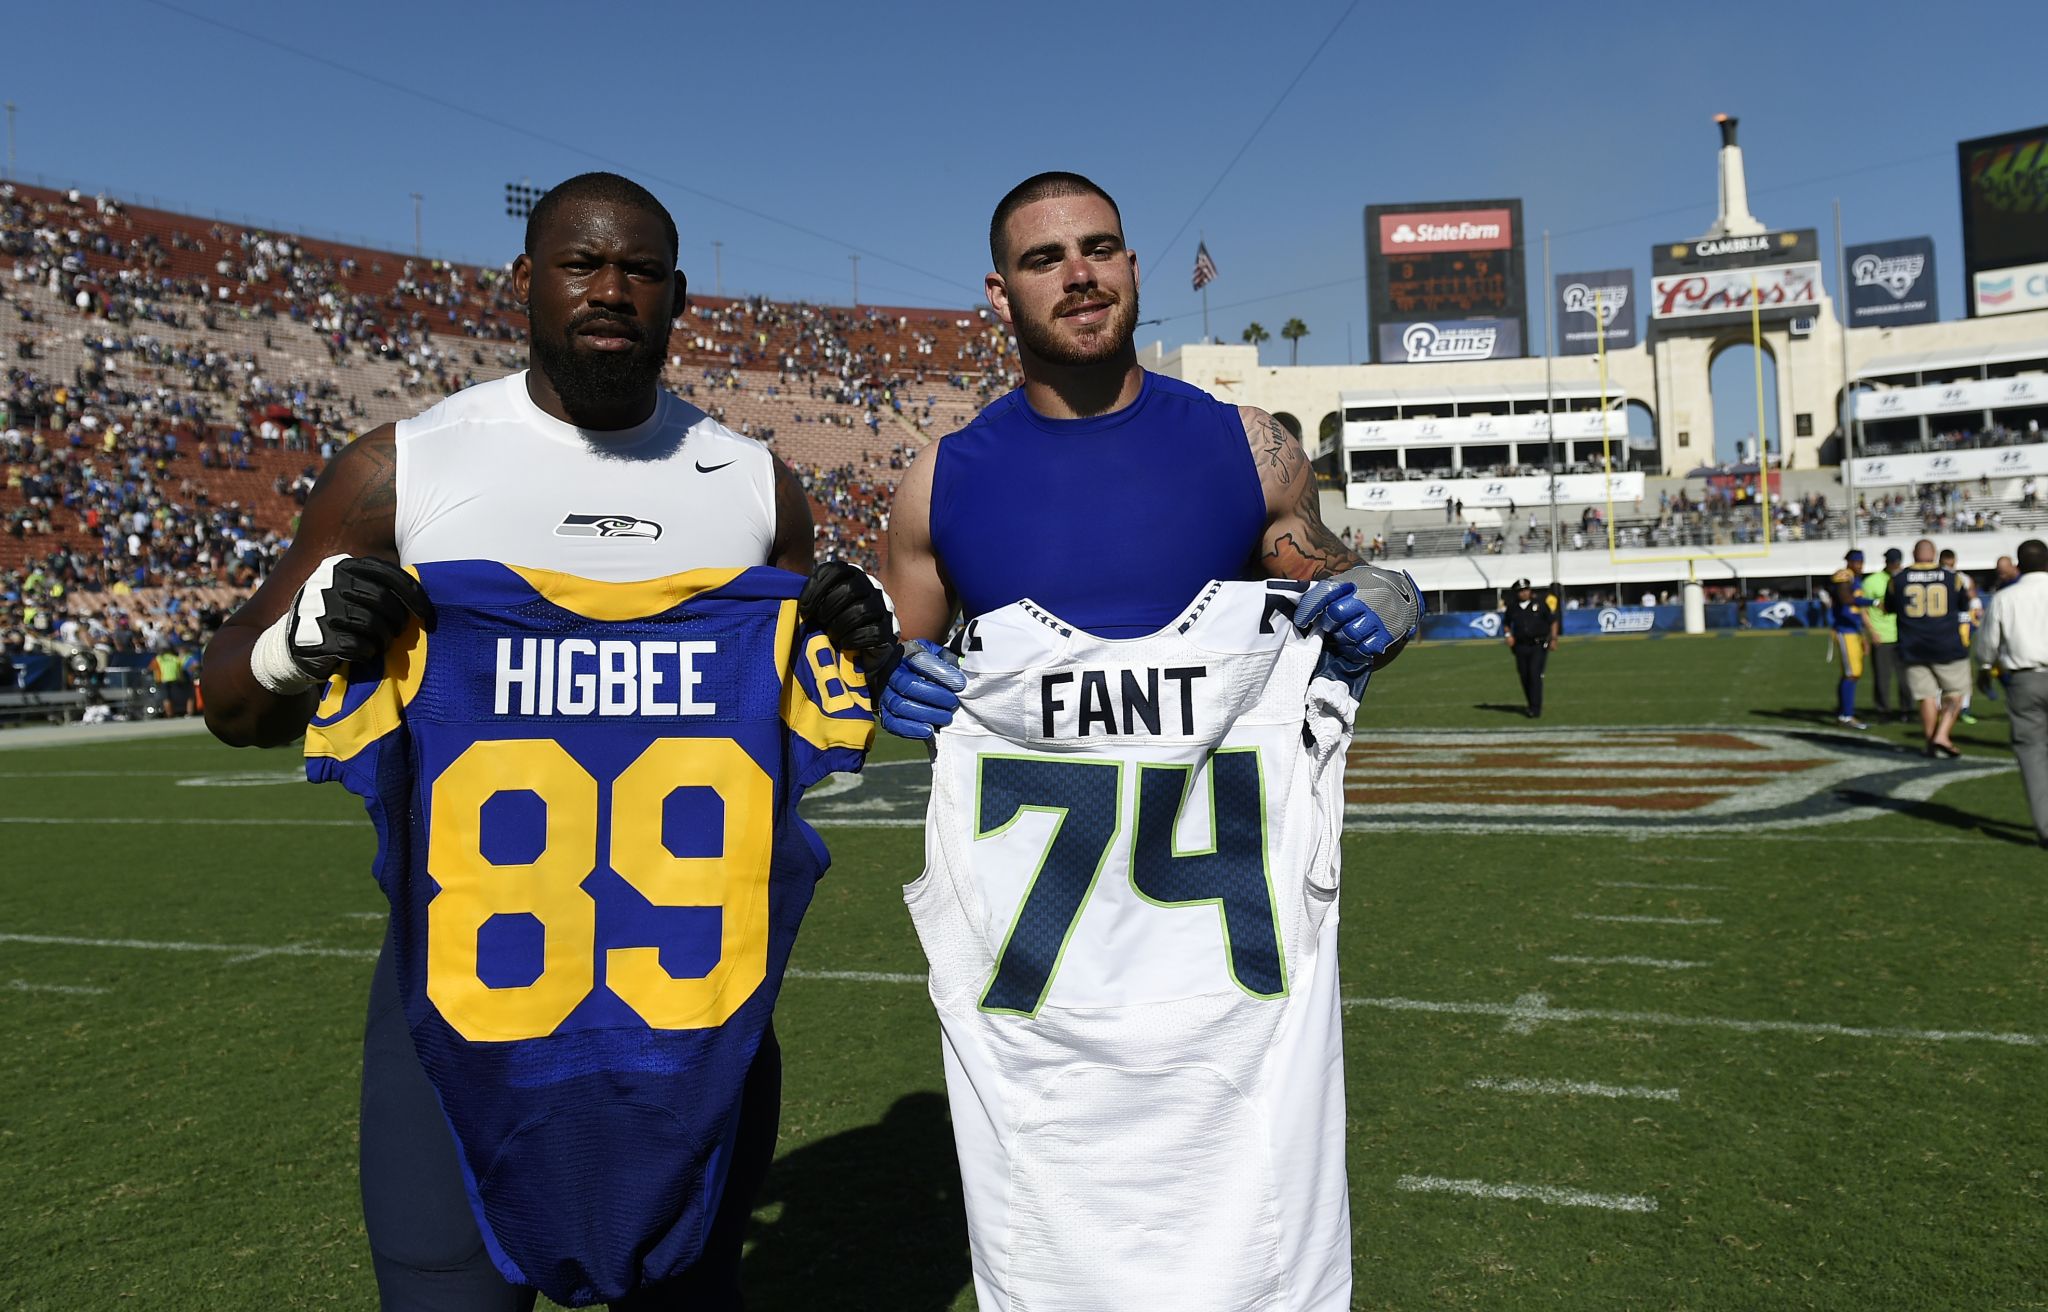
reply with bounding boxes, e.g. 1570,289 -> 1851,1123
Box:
1854,478 -> 2029,535
0,180 -> 1028,681
1860,421 -> 2043,458
1347,456 -> 1623,484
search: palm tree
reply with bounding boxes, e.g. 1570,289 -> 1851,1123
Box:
1241,321 -> 1270,347
1281,318 -> 1309,365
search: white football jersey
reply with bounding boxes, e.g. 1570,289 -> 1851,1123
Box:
905,580 -> 1358,1312
393,371 -> 777,577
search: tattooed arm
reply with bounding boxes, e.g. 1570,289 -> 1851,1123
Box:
1242,406 -> 1364,580
202,425 -> 402,747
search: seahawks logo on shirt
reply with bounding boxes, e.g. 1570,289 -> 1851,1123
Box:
555,513 -> 664,540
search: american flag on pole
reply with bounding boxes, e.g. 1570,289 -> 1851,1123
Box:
1192,241 -> 1218,291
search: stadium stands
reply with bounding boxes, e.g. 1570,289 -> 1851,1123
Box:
3,177 -> 1021,667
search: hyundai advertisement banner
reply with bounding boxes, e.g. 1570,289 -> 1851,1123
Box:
1377,318 -> 1522,363
1555,269 -> 1637,354
1845,237 -> 1938,326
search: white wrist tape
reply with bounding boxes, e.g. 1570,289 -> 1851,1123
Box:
250,610 -> 324,695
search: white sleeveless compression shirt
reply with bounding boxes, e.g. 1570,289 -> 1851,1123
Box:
393,371 -> 778,578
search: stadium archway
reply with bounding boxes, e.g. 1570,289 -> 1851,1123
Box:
1625,400 -> 1659,473
1706,336 -> 1780,466
1271,411 -> 1303,442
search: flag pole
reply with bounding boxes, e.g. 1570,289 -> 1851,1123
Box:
1201,231 -> 1211,342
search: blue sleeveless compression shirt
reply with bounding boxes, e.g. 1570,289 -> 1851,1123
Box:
929,371 -> 1266,637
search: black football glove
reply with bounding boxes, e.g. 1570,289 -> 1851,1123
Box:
251,554 -> 436,693
798,561 -> 898,662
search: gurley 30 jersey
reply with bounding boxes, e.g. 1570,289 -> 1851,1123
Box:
906,580 -> 1359,1312
306,561 -> 871,1305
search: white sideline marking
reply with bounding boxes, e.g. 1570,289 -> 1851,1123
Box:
1396,1174 -> 1657,1213
1468,1076 -> 1678,1102
1576,913 -> 1722,926
342,912 -> 386,921
1345,993 -> 2046,1048
7,978 -> 109,996
11,932 -> 2040,1048
1595,881 -> 1727,892
0,816 -> 358,827
1549,955 -> 1712,970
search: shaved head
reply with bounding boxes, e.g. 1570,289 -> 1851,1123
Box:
526,171 -> 678,265
990,171 -> 1121,270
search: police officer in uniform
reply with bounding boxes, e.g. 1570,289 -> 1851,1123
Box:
1503,578 -> 1558,718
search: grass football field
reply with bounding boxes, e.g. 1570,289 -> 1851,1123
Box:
2,630 -> 2043,1310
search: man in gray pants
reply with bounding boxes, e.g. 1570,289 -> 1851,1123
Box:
1976,538 -> 2048,847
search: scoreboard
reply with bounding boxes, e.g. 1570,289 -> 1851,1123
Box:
1365,199 -> 1526,362
1381,249 -> 1514,318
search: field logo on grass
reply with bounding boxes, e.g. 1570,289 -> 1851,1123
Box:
1338,727 -> 2010,834
805,731 -> 2009,835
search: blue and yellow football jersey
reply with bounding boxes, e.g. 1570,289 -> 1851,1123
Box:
306,560 -> 872,1305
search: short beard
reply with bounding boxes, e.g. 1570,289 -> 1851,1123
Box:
530,324 -> 667,423
1015,287 -> 1138,367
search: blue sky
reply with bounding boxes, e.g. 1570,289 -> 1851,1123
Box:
4,0 -> 2039,393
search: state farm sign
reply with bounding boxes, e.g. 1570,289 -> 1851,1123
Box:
1649,262 -> 1823,321
1377,208 -> 1514,253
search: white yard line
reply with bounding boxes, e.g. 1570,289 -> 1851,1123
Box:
1595,881 -> 1727,892
10,931 -> 2039,1048
1395,1174 -> 1658,1213
1575,913 -> 1722,926
0,813 -> 2009,844
1468,1076 -> 1678,1102
1549,955 -> 1712,970
0,932 -> 377,960
785,968 -> 929,985
7,978 -> 110,996
1346,992 -> 2046,1048
0,932 -> 929,984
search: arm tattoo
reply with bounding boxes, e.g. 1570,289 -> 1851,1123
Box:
1250,410 -> 1296,484
1262,474 -> 1364,580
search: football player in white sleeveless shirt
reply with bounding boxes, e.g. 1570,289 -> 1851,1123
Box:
202,174 -> 891,1312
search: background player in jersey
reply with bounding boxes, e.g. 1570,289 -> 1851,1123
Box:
852,172 -> 1418,1309
1884,538 -> 1971,759
1827,549 -> 1871,729
1861,548 -> 1908,722
1938,547 -> 1984,725
202,173 -> 878,1311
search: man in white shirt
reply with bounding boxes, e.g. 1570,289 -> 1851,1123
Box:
1976,538 -> 2048,847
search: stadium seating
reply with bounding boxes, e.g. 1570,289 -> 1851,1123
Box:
3,177 -> 1023,655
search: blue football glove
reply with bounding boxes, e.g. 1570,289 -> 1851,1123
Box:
1293,566 -> 1423,696
877,638 -> 967,741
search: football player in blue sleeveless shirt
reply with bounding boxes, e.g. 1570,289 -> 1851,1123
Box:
873,172 -> 1419,731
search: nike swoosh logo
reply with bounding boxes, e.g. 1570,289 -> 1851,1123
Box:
695,460 -> 736,474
